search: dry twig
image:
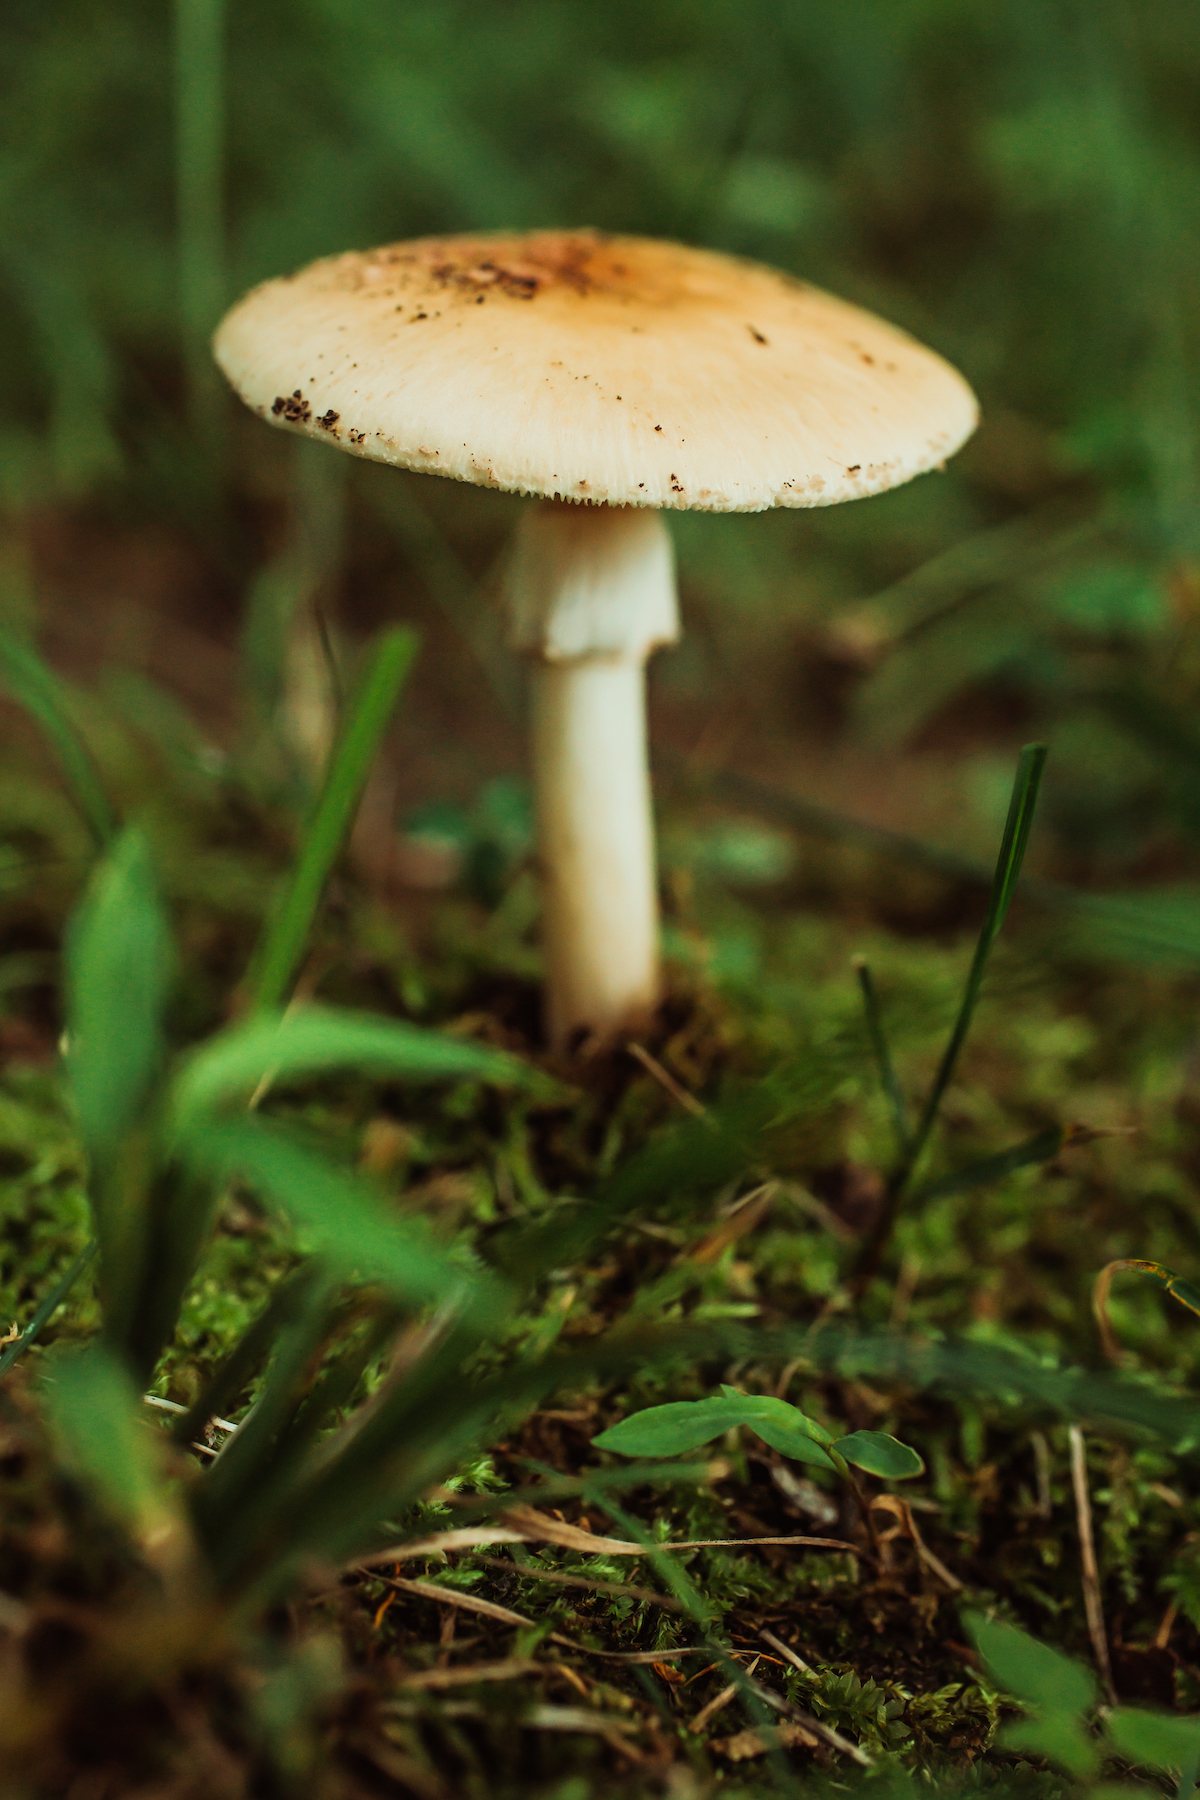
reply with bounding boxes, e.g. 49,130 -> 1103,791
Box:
1069,1425 -> 1116,1704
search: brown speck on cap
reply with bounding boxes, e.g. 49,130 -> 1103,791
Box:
215,228 -> 978,511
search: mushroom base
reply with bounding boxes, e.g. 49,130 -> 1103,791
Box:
531,655 -> 660,1050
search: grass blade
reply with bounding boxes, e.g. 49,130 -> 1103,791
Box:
909,1125 -> 1066,1207
170,1266 -> 322,1446
169,1004 -> 542,1132
191,1273 -> 342,1528
907,742 -> 1048,1173
180,1115 -> 507,1318
249,626 -> 419,1013
175,0 -> 225,444
853,955 -> 910,1159
493,1084 -> 777,1293
66,827 -> 173,1163
0,630 -> 113,849
1093,1258 -> 1200,1363
854,743 -> 1047,1285
44,1346 -> 184,1563
65,827 -> 175,1367
0,1241 -> 97,1378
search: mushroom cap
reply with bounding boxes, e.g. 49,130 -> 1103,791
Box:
214,230 -> 977,514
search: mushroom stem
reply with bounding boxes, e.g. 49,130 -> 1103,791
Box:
509,502 -> 678,1050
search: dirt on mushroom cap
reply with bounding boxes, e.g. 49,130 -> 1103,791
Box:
214,230 -> 978,513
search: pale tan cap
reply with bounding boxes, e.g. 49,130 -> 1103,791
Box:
214,230 -> 977,514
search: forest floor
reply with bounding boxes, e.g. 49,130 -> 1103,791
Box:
1,501 -> 1199,1799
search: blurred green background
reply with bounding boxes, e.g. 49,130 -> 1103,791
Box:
5,0 -> 1200,901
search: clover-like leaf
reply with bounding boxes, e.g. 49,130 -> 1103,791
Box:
594,1392 -> 836,1469
832,1431 -> 924,1478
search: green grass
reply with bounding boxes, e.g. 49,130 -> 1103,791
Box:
3,702 -> 1200,1794
7,2 -> 1200,1792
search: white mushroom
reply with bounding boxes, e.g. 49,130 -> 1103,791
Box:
214,230 -> 978,1050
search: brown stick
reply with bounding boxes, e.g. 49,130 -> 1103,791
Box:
1068,1425 -> 1116,1704
626,1041 -> 709,1119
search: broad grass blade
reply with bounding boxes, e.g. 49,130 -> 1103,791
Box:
66,827 -> 173,1162
779,1322 -> 1200,1450
0,630 -> 113,849
169,1004 -> 541,1131
44,1346 -> 177,1548
1105,1708 -> 1200,1773
181,1116 -> 506,1316
250,626 -> 418,1013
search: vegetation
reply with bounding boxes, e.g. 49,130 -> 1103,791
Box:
6,2 -> 1200,1796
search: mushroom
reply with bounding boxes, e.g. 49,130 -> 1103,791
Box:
214,231 -> 977,1050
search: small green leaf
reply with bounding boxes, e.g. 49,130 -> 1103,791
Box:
966,1612 -> 1097,1716
832,1431 -> 925,1478
975,1609 -> 1103,1777
66,826 -> 173,1159
169,1004 -> 542,1132
1105,1708 -> 1200,1771
998,1716 -> 1101,1778
594,1393 -> 836,1469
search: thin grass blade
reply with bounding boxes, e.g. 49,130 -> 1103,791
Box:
249,626 -> 418,1013
170,1266 -> 322,1445
853,744 -> 1047,1286
494,1085 -> 775,1292
906,742 -> 1048,1177
0,1241 -> 97,1378
853,955 -> 910,1158
0,630 -> 113,848
175,0 -> 226,444
909,1125 -> 1066,1207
